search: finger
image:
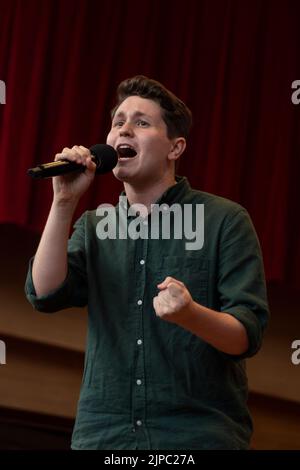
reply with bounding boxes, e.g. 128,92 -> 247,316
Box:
157,276 -> 185,289
76,147 -> 97,172
85,156 -> 97,172
54,147 -> 71,162
153,296 -> 167,317
153,295 -> 159,313
72,145 -> 90,158
79,145 -> 90,152
71,145 -> 91,165
55,147 -> 82,164
157,290 -> 169,300
167,282 -> 183,297
157,276 -> 175,289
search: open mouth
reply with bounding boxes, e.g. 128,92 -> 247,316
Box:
117,144 -> 137,159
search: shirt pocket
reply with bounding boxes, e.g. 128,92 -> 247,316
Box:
157,255 -> 209,306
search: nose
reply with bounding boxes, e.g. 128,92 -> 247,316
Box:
119,122 -> 133,137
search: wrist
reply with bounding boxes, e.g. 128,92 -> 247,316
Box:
174,299 -> 197,328
53,195 -> 78,209
51,198 -> 78,220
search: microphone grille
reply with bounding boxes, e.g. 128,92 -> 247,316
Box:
90,144 -> 118,174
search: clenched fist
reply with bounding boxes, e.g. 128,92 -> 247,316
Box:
153,276 -> 193,325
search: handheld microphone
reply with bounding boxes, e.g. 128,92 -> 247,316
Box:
27,144 -> 118,179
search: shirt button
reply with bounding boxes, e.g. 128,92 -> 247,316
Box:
140,259 -> 145,265
137,299 -> 142,306
136,379 -> 142,386
137,339 -> 142,345
136,420 -> 142,426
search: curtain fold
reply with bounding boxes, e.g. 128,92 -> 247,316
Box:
0,0 -> 299,287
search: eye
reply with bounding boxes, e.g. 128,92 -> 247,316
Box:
113,120 -> 124,127
137,120 -> 149,127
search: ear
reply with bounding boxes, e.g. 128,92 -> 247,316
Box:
167,137 -> 186,162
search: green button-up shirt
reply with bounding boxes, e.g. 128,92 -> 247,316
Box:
25,176 -> 269,450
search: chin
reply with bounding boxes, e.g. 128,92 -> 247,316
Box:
113,167 -> 133,183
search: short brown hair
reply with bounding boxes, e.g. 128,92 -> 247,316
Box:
111,75 -> 192,140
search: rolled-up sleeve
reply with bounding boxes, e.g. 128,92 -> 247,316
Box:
218,208 -> 270,359
24,212 -> 88,313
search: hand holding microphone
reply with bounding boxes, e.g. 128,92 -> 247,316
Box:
27,144 -> 118,205
28,143 -> 118,178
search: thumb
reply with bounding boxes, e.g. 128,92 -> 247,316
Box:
158,276 -> 185,290
157,276 -> 172,290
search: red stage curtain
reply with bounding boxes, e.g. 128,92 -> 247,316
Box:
0,0 -> 299,288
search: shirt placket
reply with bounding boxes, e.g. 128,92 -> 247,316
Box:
131,218 -> 151,449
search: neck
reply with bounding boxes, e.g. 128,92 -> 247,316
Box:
123,173 -> 176,214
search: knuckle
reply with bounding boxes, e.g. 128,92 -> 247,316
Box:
74,145 -> 90,160
79,145 -> 89,152
72,145 -> 81,154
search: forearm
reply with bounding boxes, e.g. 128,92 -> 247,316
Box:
32,199 -> 78,297
180,301 -> 249,355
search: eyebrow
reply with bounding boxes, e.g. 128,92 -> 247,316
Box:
113,110 -> 149,120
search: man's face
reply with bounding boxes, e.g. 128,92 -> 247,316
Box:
106,96 -> 175,185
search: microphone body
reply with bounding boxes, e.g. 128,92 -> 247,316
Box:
28,144 -> 118,179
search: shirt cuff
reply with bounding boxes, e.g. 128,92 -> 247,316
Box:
222,306 -> 265,360
24,257 -> 72,313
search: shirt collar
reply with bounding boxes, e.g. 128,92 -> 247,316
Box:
155,175 -> 191,205
116,175 -> 191,215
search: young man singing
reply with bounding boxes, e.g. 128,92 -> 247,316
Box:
25,75 -> 269,450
